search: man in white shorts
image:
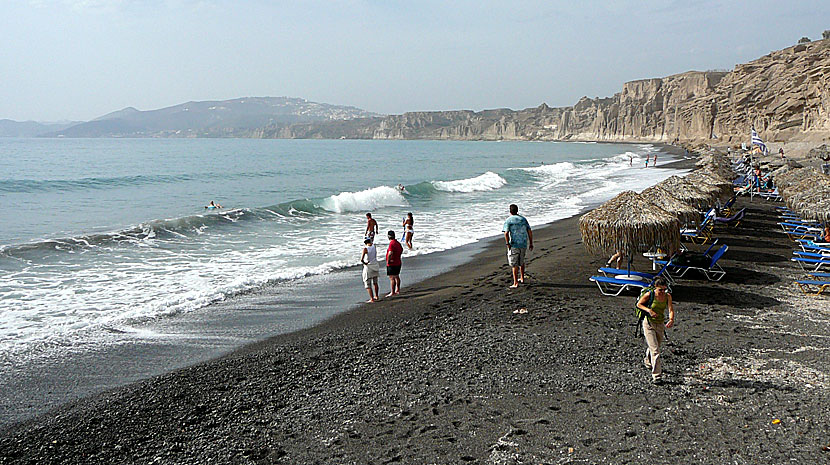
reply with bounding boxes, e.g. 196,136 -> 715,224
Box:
360,238 -> 380,302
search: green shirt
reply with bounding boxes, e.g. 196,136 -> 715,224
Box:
647,294 -> 668,325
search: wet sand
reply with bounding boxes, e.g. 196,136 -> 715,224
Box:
2,165 -> 829,463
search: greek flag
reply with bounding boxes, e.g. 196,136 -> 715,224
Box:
751,126 -> 768,155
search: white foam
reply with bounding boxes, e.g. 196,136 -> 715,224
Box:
432,172 -> 507,192
319,186 -> 407,213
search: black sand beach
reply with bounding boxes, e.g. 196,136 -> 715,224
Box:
2,161 -> 830,463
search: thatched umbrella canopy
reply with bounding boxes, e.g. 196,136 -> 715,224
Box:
656,175 -> 719,207
776,167 -> 814,190
783,175 -> 830,216
579,191 -> 681,260
768,163 -> 793,179
684,170 -> 732,199
700,161 -> 734,180
640,185 -> 701,225
779,169 -> 830,204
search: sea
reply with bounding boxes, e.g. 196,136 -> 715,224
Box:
0,138 -> 685,424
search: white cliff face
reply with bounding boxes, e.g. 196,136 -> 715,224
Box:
260,40 -> 830,143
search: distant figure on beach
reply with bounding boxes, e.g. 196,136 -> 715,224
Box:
360,237 -> 380,303
205,201 -> 222,209
652,154 -> 657,166
403,212 -> 414,249
503,204 -> 533,289
779,147 -> 785,159
644,154 -> 650,168
385,230 -> 403,297
628,154 -> 633,167
365,213 -> 378,241
636,277 -> 675,384
823,225 -> 830,243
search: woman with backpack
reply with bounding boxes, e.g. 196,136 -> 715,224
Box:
636,277 -> 675,384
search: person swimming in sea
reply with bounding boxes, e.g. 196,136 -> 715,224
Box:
205,201 -> 222,209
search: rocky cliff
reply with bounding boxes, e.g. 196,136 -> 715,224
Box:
262,39 -> 830,144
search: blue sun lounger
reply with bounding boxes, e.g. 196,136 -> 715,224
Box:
791,256 -> 830,273
796,280 -> 830,296
598,261 -> 675,285
655,244 -> 728,281
793,251 -> 830,259
589,275 -> 653,296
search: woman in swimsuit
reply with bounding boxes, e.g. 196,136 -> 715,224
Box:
403,212 -> 414,249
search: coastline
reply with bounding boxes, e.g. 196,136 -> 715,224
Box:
5,149 -> 828,462
0,143 -> 686,428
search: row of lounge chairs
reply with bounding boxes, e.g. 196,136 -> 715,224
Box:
778,207 -> 830,296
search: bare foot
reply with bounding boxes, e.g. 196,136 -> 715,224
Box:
385,293 -> 395,297
366,299 -> 375,303
392,291 -> 400,296
509,284 -> 519,289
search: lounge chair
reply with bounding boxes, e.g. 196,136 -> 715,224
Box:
714,208 -> 745,227
681,210 -> 715,245
589,275 -> 653,296
791,256 -> 830,273
795,280 -> 830,296
797,239 -> 830,252
793,251 -> 830,259
598,261 -> 675,285
655,244 -> 728,281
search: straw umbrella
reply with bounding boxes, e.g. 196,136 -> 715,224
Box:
783,175 -> 830,217
656,175 -> 719,208
640,185 -> 700,225
685,169 -> 733,199
776,167 -> 814,190
579,191 -> 681,274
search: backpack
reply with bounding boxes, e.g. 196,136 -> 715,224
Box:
634,286 -> 654,337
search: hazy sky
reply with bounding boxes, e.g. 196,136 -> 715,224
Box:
3,0 -> 829,121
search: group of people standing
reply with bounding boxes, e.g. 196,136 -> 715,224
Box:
359,212 -> 413,303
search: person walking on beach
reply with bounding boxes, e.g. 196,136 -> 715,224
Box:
365,213 -> 378,241
385,230 -> 403,297
360,237 -> 380,303
652,153 -> 657,166
503,204 -> 533,289
403,212 -> 414,249
644,154 -> 650,168
636,277 -> 675,384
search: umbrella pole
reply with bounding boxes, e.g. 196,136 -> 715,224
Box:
627,252 -> 633,276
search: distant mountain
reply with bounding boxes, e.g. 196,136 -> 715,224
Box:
46,97 -> 381,138
0,119 -> 79,137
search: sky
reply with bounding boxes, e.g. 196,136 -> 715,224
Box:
2,0 -> 829,121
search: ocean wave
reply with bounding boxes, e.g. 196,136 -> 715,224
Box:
431,172 -> 507,193
516,161 -> 577,176
318,186 -> 407,213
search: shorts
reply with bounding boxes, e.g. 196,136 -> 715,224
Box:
507,247 -> 526,267
362,264 -> 379,288
386,265 -> 401,276
363,275 -> 378,288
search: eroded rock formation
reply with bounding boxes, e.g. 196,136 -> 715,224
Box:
260,39 -> 830,144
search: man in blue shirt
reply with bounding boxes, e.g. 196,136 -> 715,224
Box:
502,204 -> 533,288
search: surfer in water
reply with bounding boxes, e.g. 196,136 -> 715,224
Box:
205,200 -> 222,209
396,184 -> 409,195
403,212 -> 414,249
